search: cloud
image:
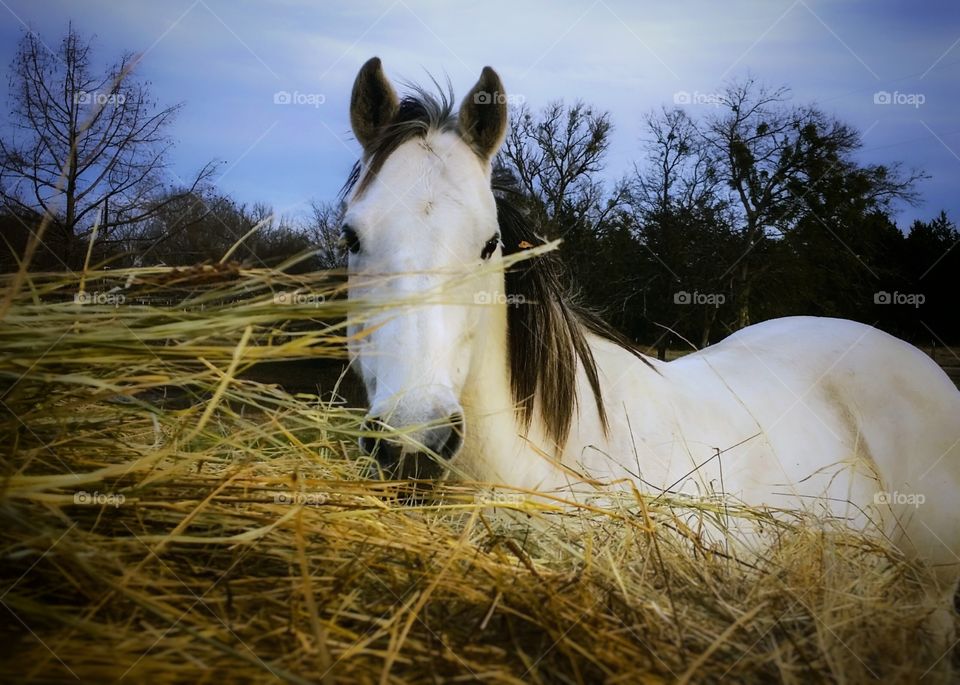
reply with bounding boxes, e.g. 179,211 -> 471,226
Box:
0,0 -> 956,225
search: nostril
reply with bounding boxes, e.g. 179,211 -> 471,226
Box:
437,413 -> 465,459
359,433 -> 378,457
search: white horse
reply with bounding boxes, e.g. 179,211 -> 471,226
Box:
341,58 -> 960,637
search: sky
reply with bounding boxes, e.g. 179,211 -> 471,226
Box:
1,0 -> 958,229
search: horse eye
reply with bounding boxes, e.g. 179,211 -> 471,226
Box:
339,225 -> 360,255
481,234 -> 500,260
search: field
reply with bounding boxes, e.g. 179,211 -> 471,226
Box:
1,265 -> 956,684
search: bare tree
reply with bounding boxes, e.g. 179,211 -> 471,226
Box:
630,108 -> 735,352
696,78 -> 921,328
303,200 -> 345,269
499,100 -> 626,235
0,25 -> 216,267
130,191 -> 319,270
631,107 -> 721,217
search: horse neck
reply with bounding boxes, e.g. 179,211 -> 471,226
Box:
461,277 -> 512,411
458,277 -> 590,489
457,277 -> 527,482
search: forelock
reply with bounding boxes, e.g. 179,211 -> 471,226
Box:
342,82 -> 458,201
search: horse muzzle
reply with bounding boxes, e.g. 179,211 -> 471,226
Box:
359,412 -> 465,481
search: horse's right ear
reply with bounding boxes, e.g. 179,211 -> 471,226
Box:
350,57 -> 399,151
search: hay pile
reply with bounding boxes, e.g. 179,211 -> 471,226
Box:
0,265 -> 954,684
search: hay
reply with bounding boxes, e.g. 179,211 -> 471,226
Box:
0,264 -> 954,684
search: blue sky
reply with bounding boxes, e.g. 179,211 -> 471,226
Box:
1,0 -> 958,228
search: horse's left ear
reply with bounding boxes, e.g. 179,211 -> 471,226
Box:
459,67 -> 508,160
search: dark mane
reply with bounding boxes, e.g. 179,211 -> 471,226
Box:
342,85 -> 653,450
492,168 -> 654,449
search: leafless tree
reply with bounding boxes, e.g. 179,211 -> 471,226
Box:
696,78 -> 921,328
303,200 -> 345,270
0,25 -> 216,268
499,100 -> 626,235
631,107 -> 720,217
629,108 -> 735,352
129,191 -> 320,270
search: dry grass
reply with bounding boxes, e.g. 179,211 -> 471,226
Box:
0,264 -> 955,684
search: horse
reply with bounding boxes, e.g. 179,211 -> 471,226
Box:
340,57 -> 960,642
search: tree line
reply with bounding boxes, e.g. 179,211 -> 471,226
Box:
498,87 -> 958,352
2,26 -> 957,348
